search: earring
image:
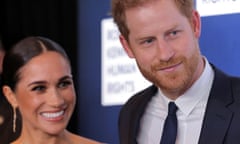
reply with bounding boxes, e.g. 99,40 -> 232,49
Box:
13,107 -> 16,133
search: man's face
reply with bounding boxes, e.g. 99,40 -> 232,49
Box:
120,0 -> 203,99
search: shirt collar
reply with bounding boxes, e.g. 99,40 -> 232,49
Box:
158,57 -> 214,116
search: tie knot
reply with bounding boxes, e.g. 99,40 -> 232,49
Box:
168,102 -> 178,115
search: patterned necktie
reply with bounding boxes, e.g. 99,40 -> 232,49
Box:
160,102 -> 178,144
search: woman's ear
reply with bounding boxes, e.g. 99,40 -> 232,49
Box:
2,86 -> 18,108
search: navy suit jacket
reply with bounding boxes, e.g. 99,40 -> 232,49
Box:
119,66 -> 240,144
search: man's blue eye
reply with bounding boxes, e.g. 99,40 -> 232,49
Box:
171,31 -> 178,35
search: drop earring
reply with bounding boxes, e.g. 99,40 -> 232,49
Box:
13,107 -> 16,133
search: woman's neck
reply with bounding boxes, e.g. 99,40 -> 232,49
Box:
12,129 -> 72,144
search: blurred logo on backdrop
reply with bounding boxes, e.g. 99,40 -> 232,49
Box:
101,18 -> 151,106
196,0 -> 240,17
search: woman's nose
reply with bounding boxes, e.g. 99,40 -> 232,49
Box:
48,89 -> 65,108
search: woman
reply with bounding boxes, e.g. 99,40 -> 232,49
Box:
2,36 -> 101,144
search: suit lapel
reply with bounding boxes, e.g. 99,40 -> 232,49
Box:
198,68 -> 233,144
198,100 -> 233,144
130,85 -> 158,143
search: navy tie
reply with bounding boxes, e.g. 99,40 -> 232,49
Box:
160,102 -> 178,144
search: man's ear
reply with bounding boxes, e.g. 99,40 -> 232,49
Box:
119,35 -> 135,58
2,86 -> 18,108
191,10 -> 201,38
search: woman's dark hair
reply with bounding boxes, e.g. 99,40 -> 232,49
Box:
2,36 -> 70,91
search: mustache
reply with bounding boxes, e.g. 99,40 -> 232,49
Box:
152,57 -> 184,70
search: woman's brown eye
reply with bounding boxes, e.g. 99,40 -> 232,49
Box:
32,86 -> 46,91
58,80 -> 72,88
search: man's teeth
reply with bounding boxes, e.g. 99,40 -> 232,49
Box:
42,110 -> 64,118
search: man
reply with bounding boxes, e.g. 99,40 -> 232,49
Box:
111,0 -> 240,144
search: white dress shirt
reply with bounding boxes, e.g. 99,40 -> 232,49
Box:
137,58 -> 214,144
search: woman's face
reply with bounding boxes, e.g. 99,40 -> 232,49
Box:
14,51 -> 75,135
